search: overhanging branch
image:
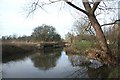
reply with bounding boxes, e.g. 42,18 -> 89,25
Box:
27,0 -> 62,17
101,19 -> 120,26
65,1 -> 88,15
92,0 -> 102,13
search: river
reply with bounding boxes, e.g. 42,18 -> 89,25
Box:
2,48 -> 111,78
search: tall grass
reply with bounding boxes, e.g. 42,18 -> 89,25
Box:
72,40 -> 99,52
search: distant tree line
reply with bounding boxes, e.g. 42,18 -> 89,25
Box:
1,24 -> 61,42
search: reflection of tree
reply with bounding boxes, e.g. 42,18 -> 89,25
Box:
2,47 -> 34,63
87,65 -> 110,78
31,49 -> 62,70
67,55 -> 89,78
66,67 -> 88,78
3,52 -> 31,63
68,54 -> 110,78
0,64 -> 2,79
2,43 -> 35,63
68,55 -> 90,67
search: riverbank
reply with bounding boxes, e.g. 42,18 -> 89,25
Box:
2,41 -> 64,57
64,39 -> 120,77
2,41 -> 120,78
64,40 -> 119,62
2,41 -> 64,63
2,42 -> 37,54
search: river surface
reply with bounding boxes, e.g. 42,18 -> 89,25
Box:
2,49 -> 110,78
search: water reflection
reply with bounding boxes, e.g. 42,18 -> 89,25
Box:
68,55 -> 90,67
87,66 -> 110,78
31,49 -> 61,70
2,51 -> 34,63
2,48 -> 111,78
68,54 -> 110,78
0,63 -> 2,79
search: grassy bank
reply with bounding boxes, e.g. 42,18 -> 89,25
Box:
65,40 -> 118,55
73,40 -> 99,51
65,40 -> 99,54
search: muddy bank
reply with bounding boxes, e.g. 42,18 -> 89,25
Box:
2,42 -> 37,55
2,41 -> 64,55
2,42 -> 63,63
2,42 -> 38,62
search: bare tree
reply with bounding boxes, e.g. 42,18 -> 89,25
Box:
73,16 -> 95,35
65,32 -> 74,44
27,0 -> 119,65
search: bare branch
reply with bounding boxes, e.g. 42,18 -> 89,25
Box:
102,1 -> 107,7
92,0 -> 102,13
27,0 -> 62,17
98,6 -> 120,11
65,1 -> 88,15
101,19 -> 120,26
27,0 -> 40,17
84,22 -> 95,35
82,0 -> 91,13
49,0 -> 61,3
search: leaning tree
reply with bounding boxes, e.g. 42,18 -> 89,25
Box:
27,0 -> 120,65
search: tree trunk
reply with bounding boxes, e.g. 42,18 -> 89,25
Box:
117,20 -> 120,64
88,14 -> 109,52
88,14 -> 115,65
118,3 -> 120,46
118,2 -> 120,64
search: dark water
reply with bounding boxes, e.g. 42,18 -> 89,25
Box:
2,49 -> 110,78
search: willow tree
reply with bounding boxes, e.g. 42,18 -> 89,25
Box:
27,0 -> 119,65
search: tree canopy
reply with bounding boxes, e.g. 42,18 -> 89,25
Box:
31,24 -> 61,41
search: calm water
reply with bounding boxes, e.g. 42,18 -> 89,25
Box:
2,49 -> 110,78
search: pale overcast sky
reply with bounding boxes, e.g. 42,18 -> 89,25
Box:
0,0 -> 77,38
0,0 -> 119,38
